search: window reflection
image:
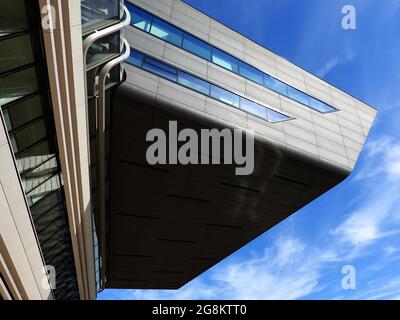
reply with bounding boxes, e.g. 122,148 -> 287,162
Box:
240,97 -> 267,119
81,0 -> 119,33
86,32 -> 120,68
239,62 -> 263,85
309,96 -> 333,113
127,3 -> 338,114
128,49 -> 291,123
0,34 -> 33,73
129,4 -> 152,32
0,0 -> 28,37
182,33 -> 212,60
0,67 -> 38,106
212,48 -> 238,72
178,71 -> 210,95
287,86 -> 310,106
142,56 -> 178,81
211,85 -> 239,108
264,75 -> 288,96
150,18 -> 183,47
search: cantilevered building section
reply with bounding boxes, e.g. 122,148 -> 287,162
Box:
1,0 -> 376,299
105,0 -> 377,289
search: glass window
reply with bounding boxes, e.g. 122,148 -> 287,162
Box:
127,50 -> 144,67
211,48 -> 238,72
81,0 -> 119,33
150,18 -> 183,47
0,34 -> 33,73
210,85 -> 239,108
10,119 -> 48,152
0,67 -> 38,106
264,75 -> 288,96
3,95 -> 43,130
129,4 -> 152,32
239,62 -> 263,85
0,0 -> 28,37
182,33 -> 212,60
142,56 -> 177,81
309,96 -> 335,113
240,97 -> 267,119
22,156 -> 58,193
287,86 -> 310,106
178,71 -> 210,95
86,32 -> 119,67
268,109 -> 290,123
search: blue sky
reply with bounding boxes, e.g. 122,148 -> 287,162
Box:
99,0 -> 400,300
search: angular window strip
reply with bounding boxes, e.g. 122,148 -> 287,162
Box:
127,2 -> 338,114
127,49 -> 291,123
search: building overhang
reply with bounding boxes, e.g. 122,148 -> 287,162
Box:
104,82 -> 349,289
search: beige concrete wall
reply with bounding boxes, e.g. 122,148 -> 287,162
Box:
39,0 -> 96,300
0,114 -> 53,300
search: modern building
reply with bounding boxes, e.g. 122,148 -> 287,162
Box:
0,0 -> 377,299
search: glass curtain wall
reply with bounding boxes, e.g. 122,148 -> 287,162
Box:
0,0 -> 79,299
81,0 -> 122,293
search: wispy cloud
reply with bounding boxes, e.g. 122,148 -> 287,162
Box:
317,49 -> 356,78
354,136 -> 400,181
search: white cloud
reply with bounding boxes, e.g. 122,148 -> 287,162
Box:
329,183 -> 400,247
354,136 -> 400,181
107,236 -> 338,300
317,49 -> 356,78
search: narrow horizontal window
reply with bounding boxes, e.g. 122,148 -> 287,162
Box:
268,109 -> 291,123
239,62 -> 263,85
178,71 -> 210,96
287,86 -> 310,106
240,97 -> 267,119
127,49 -> 292,123
10,119 -> 48,153
212,48 -> 239,73
127,51 -> 144,67
264,75 -> 288,96
3,95 -> 43,131
150,18 -> 183,47
309,96 -> 335,113
210,85 -> 239,108
130,4 -> 152,32
126,4 -> 338,114
0,34 -> 34,74
0,67 -> 38,106
142,57 -> 177,81
182,33 -> 212,60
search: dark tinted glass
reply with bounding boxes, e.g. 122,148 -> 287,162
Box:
127,50 -> 144,67
142,56 -> 177,81
0,34 -> 33,73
